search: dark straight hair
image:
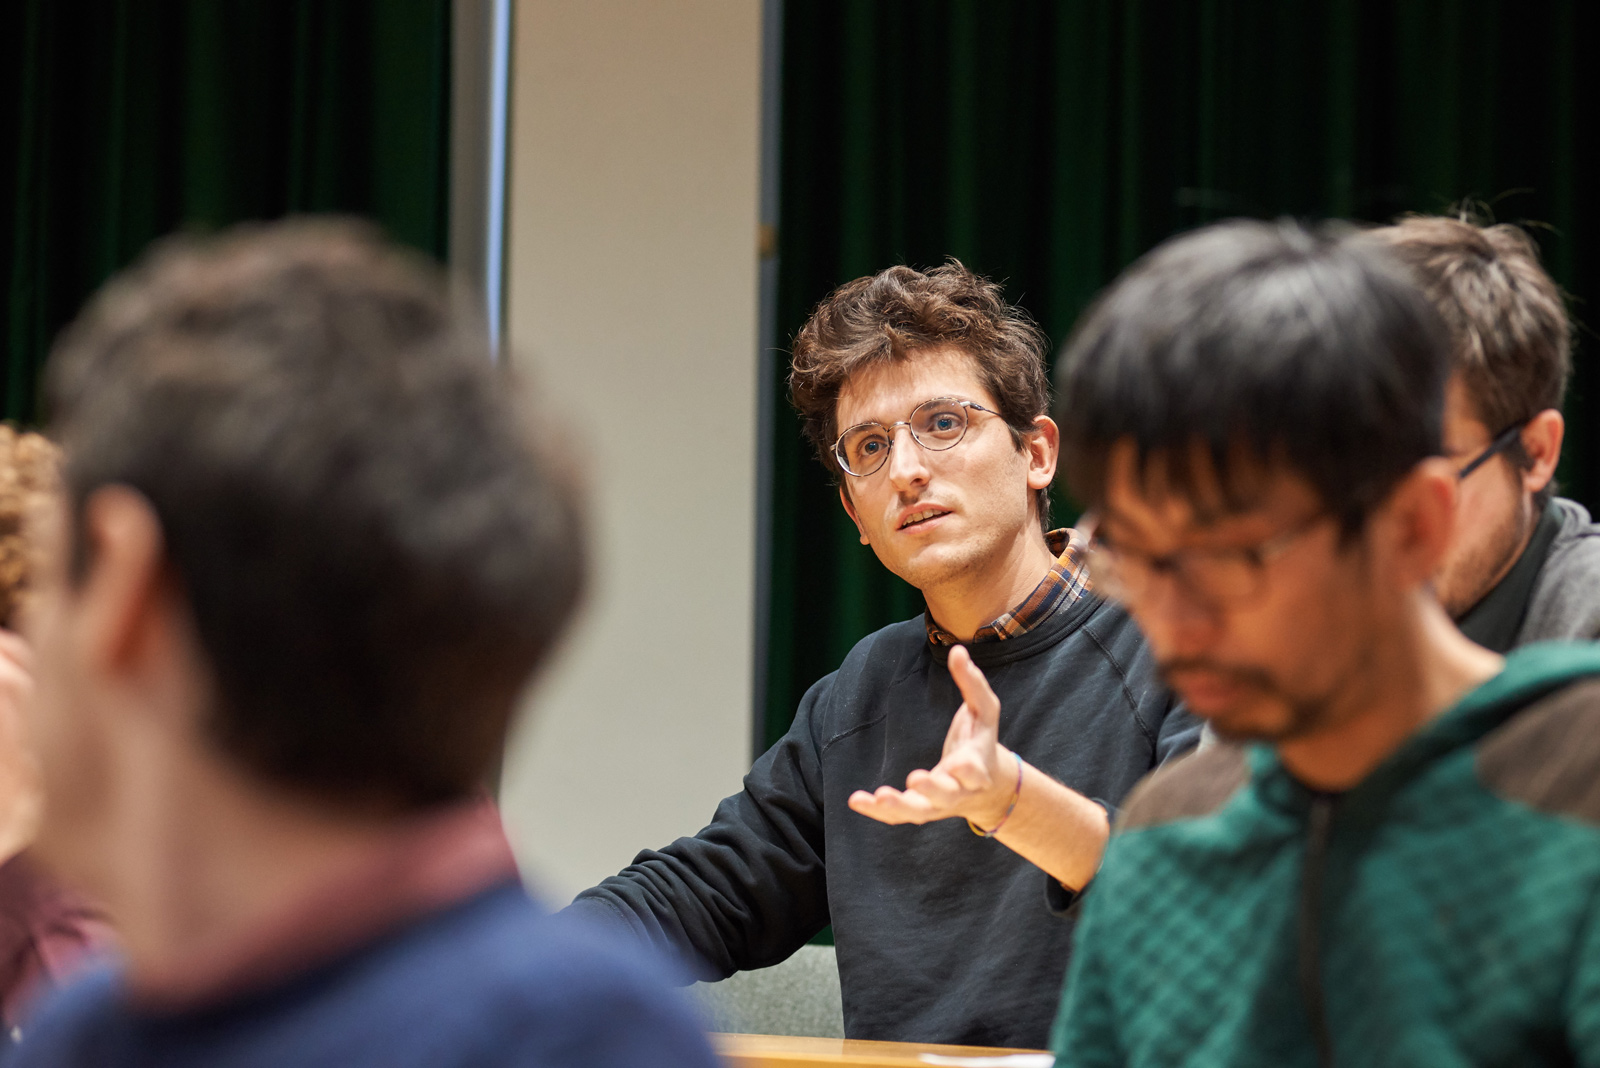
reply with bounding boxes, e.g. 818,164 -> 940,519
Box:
1055,219 -> 1452,532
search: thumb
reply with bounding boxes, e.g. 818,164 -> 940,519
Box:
948,645 -> 1001,735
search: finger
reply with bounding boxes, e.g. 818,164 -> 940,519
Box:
905,768 -> 958,807
0,652 -> 34,702
847,788 -> 903,823
942,752 -> 990,794
0,630 -> 33,670
948,645 -> 1001,733
849,786 -> 938,825
912,767 -> 968,808
941,704 -> 976,756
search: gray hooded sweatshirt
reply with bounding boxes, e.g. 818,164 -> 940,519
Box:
1458,497 -> 1600,652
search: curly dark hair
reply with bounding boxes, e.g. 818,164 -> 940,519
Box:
789,260 -> 1053,525
0,427 -> 60,629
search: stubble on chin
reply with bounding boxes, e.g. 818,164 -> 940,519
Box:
1206,698 -> 1330,745
885,527 -> 1000,594
1438,500 -> 1532,619
1163,660 -> 1333,745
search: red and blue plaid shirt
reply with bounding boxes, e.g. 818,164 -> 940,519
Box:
925,527 -> 1093,647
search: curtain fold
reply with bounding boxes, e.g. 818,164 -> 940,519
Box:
0,0 -> 450,424
768,0 -> 1599,747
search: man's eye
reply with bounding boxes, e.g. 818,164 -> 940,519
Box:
932,415 -> 958,431
859,438 -> 886,456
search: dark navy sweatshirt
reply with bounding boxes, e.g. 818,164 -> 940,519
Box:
3,881 -> 719,1068
570,596 -> 1197,1049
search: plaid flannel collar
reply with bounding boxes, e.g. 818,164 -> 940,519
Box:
925,527 -> 1093,647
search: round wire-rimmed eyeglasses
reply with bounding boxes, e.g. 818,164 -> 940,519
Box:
832,397 -> 999,477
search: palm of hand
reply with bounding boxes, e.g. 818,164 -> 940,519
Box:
847,645 -> 1011,827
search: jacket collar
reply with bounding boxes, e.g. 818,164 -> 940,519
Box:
1247,641 -> 1600,818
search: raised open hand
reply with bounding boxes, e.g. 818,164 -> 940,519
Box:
0,628 -> 41,862
847,645 -> 1019,829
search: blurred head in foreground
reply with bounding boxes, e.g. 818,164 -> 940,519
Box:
1057,219 -> 1456,742
29,219 -> 585,877
1368,215 -> 1571,620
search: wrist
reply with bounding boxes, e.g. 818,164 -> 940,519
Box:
967,749 -> 1024,837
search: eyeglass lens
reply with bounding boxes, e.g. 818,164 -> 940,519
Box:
1089,542 -> 1265,607
836,399 -> 971,476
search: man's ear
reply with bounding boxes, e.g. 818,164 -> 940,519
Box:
1026,416 -> 1060,491
838,485 -> 869,545
77,487 -> 172,683
1378,458 -> 1458,589
1519,409 -> 1564,497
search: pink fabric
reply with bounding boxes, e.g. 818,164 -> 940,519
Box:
0,853 -> 116,1026
128,797 -> 519,1014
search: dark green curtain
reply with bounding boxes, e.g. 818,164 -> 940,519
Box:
1,1 -> 451,423
767,0 -> 1598,748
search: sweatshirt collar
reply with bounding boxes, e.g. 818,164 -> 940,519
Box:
925,527 -> 1092,647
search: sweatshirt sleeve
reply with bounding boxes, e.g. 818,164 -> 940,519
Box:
1152,697 -> 1202,766
564,676 -> 834,983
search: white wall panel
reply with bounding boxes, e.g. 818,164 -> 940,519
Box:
500,0 -> 763,900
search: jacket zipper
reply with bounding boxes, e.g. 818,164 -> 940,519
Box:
1298,792 -> 1336,1068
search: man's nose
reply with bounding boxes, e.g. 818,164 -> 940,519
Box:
885,424 -> 930,489
1130,574 -> 1223,660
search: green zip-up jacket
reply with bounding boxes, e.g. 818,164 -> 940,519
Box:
1052,642 -> 1600,1068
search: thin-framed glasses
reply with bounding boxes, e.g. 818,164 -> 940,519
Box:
1085,512 -> 1332,608
1458,421 -> 1527,479
833,397 -> 999,477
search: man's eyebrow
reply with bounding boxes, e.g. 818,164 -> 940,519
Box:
1097,504 -> 1280,543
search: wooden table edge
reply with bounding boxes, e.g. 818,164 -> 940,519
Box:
712,1032 -> 1051,1067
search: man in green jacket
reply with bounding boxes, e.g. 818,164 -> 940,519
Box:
1047,219 -> 1600,1067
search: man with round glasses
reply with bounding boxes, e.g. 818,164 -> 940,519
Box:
1371,215 -> 1600,651
570,261 -> 1197,1048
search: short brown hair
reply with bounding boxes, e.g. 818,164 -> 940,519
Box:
1369,215 -> 1570,498
0,427 -> 60,628
789,260 -> 1052,524
46,219 -> 586,812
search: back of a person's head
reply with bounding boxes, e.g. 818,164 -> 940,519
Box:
1056,218 -> 1451,529
1368,215 -> 1569,509
45,219 -> 586,812
1368,214 -> 1570,430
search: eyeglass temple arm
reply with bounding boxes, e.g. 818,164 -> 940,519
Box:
1457,422 -> 1526,479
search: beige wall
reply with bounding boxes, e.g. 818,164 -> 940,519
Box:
499,0 -> 764,900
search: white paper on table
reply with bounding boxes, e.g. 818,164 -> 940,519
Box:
917,1055 -> 1055,1067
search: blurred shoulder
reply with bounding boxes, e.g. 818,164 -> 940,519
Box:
1115,742 -> 1251,832
1477,675 -> 1600,824
7,965 -> 126,1066
459,901 -> 719,1067
839,616 -> 931,671
819,617 -> 932,708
